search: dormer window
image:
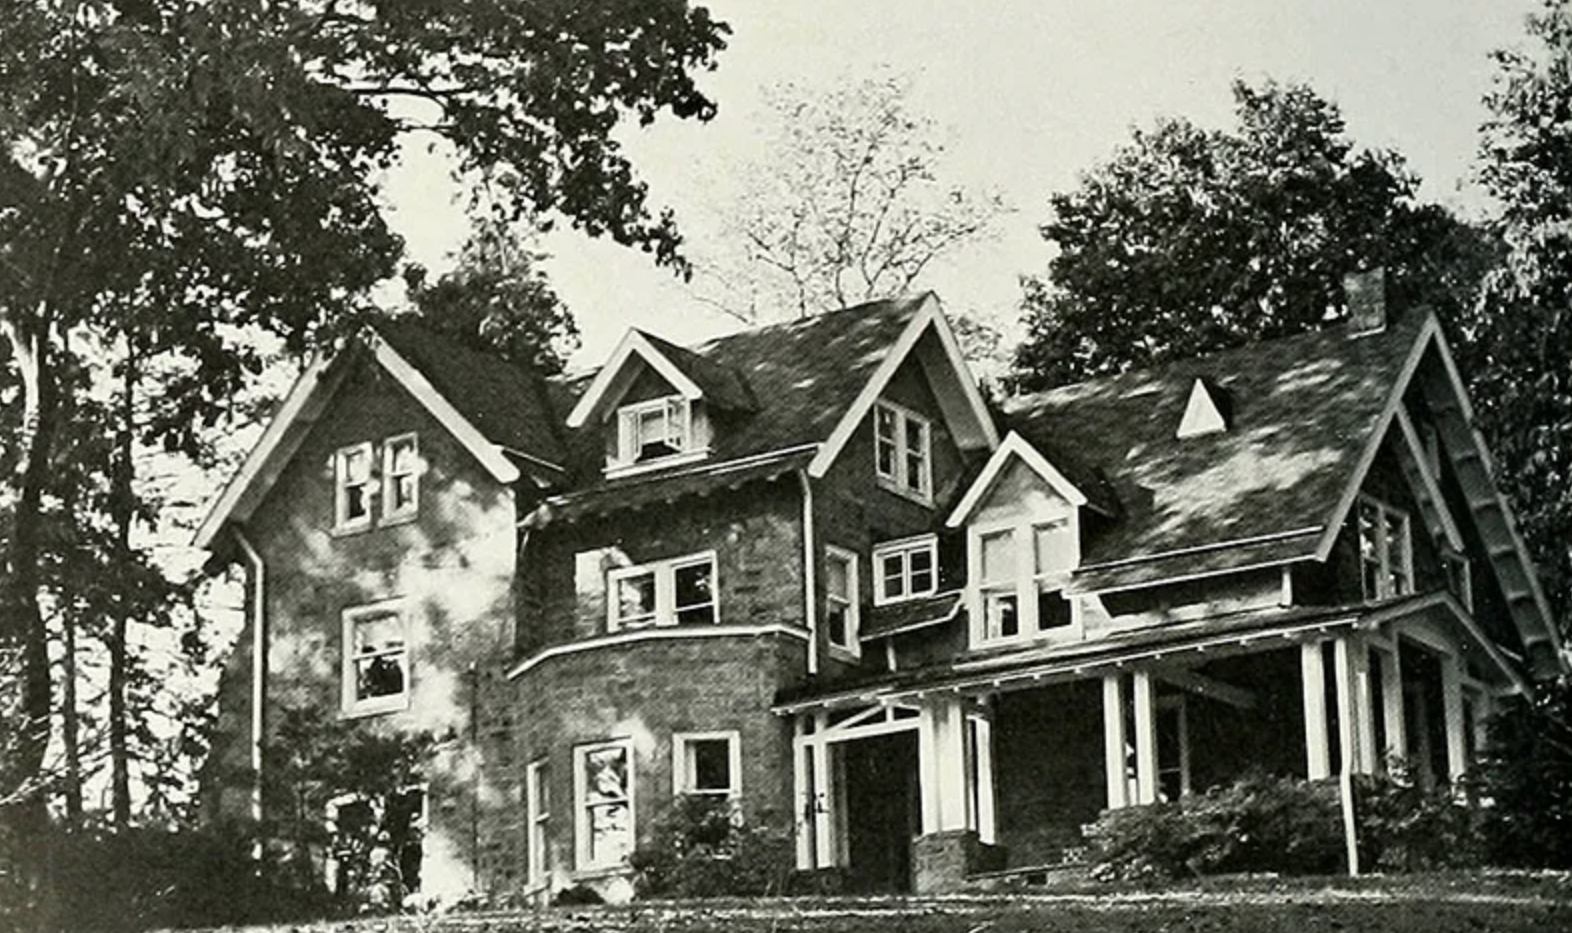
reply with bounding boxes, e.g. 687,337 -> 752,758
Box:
875,400 -> 932,502
1357,496 -> 1412,601
619,396 -> 690,465
971,513 -> 1080,647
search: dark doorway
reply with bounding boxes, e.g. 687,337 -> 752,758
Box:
1401,642 -> 1450,790
840,730 -> 919,893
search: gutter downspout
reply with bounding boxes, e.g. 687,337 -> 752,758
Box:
798,470 -> 819,676
234,528 -> 265,850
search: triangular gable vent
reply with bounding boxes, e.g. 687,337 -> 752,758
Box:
1177,378 -> 1231,439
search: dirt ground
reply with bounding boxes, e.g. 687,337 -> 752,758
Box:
195,873 -> 1572,933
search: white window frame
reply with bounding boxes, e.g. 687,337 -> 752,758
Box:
607,551 -> 719,631
874,400 -> 933,503
341,600 -> 410,717
824,546 -> 861,658
574,738 -> 635,873
976,524 -> 1023,643
969,511 -> 1082,649
381,432 -> 421,523
333,441 -> 375,532
1357,496 -> 1414,601
609,396 -> 705,476
872,535 -> 939,606
526,759 -> 550,891
672,731 -> 742,800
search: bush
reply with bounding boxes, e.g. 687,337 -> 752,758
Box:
629,796 -> 796,899
1085,773 -> 1343,881
1471,676 -> 1572,869
1355,768 -> 1482,871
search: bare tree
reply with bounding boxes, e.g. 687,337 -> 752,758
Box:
693,73 -> 1011,322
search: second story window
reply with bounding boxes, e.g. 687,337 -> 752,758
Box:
383,433 -> 420,520
342,601 -> 409,717
875,400 -> 932,502
979,528 -> 1020,640
618,397 -> 690,465
334,442 -> 374,531
873,536 -> 938,605
825,547 -> 860,655
1358,497 -> 1412,601
972,514 -> 1080,647
608,552 -> 718,631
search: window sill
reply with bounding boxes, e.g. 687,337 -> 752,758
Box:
379,510 -> 419,529
605,448 -> 711,480
827,643 -> 862,663
876,476 -> 933,508
340,694 -> 410,719
330,519 -> 374,538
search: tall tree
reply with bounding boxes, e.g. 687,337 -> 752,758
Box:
0,0 -> 728,805
1009,80 -> 1490,392
1471,0 -> 1572,635
691,72 -> 1010,321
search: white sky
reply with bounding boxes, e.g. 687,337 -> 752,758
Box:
378,0 -> 1540,367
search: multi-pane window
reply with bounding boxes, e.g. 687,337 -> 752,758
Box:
334,442 -> 374,530
1358,497 -> 1413,601
382,434 -> 420,519
526,760 -> 550,890
575,740 -> 634,871
342,603 -> 408,716
608,552 -> 718,630
872,536 -> 938,604
1033,518 -> 1075,630
979,528 -> 1020,640
874,401 -> 932,501
673,732 -> 740,799
617,397 -> 691,465
825,547 -> 860,654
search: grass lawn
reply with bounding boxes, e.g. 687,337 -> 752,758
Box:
192,873 -> 1572,933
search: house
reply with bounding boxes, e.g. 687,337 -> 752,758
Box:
195,284 -> 1565,900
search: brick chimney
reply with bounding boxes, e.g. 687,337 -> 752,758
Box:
1345,268 -> 1387,336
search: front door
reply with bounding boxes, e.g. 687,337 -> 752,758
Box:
840,730 -> 920,893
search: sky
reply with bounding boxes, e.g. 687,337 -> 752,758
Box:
377,0 -> 1542,368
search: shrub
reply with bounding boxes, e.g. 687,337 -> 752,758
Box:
629,796 -> 796,899
1354,767 -> 1482,871
1085,772 -> 1342,881
1471,676 -> 1572,869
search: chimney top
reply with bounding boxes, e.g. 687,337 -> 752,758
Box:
1345,268 -> 1387,336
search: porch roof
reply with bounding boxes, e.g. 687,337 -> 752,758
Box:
861,590 -> 965,640
773,590 -> 1529,714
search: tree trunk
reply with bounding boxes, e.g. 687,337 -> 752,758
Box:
61,609 -> 82,824
0,315 -> 59,806
108,337 -> 137,829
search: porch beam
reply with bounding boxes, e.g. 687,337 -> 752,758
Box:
1302,641 -> 1332,780
1157,667 -> 1257,711
1102,674 -> 1130,809
1133,671 -> 1158,804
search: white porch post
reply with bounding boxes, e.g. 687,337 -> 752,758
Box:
792,717 -> 813,870
1102,674 -> 1130,809
970,714 -> 997,845
1132,670 -> 1158,804
810,712 -> 835,867
1352,639 -> 1378,774
1333,637 -> 1365,776
1302,640 -> 1332,780
1379,645 -> 1406,766
918,697 -> 970,833
1441,662 -> 1468,780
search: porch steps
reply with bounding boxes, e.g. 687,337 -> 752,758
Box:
967,850 -> 1092,892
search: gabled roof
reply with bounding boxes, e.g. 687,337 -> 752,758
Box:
946,431 -> 1115,527
193,321 -> 559,550
1002,314 -> 1427,576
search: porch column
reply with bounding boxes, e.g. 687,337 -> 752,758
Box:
1441,662 -> 1467,779
918,697 -> 970,833
1102,674 -> 1130,809
792,717 -> 813,870
1302,641 -> 1331,780
1132,670 -> 1158,804
970,713 -> 997,845
1379,645 -> 1406,765
1333,636 -> 1374,775
810,712 -> 836,867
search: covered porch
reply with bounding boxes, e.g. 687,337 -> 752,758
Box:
779,594 -> 1524,892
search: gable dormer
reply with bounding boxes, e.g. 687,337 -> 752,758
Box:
947,432 -> 1117,647
565,329 -> 755,478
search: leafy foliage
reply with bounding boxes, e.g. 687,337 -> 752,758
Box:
1470,0 -> 1572,636
1470,677 -> 1572,868
1085,773 -> 1345,882
1010,80 -> 1490,392
1353,769 -> 1482,872
692,72 -> 1010,321
402,217 -> 579,375
629,795 -> 796,899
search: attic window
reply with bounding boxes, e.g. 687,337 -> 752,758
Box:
613,396 -> 697,471
1177,379 -> 1230,439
